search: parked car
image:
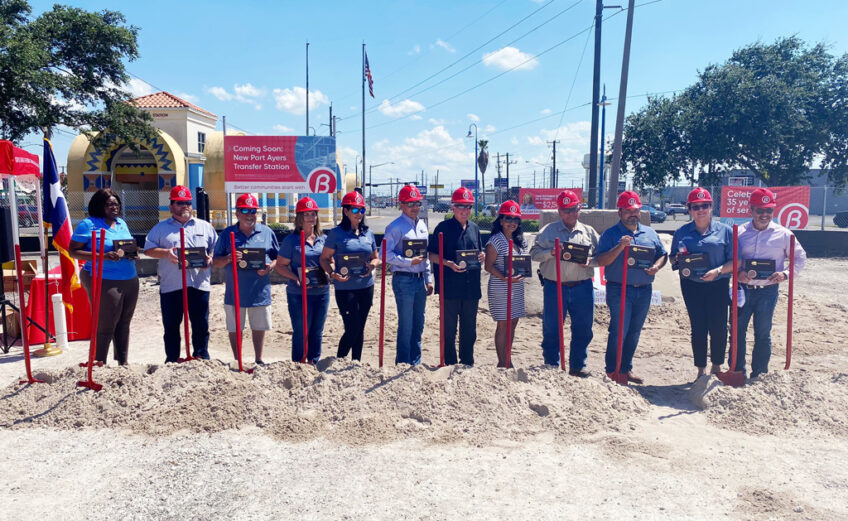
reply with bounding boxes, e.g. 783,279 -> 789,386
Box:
665,203 -> 689,217
834,211 -> 848,228
646,206 -> 666,223
431,201 -> 451,213
482,204 -> 499,217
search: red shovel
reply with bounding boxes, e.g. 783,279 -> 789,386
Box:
177,228 -> 195,363
438,232 -> 445,367
13,243 -> 44,385
554,238 -> 566,371
78,229 -> 105,391
785,234 -> 795,370
717,224 -> 745,387
299,230 -> 309,364
506,239 -> 514,369
229,232 -> 247,373
607,246 -> 629,385
379,238 -> 387,368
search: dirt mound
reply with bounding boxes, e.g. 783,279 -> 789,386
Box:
0,360 -> 650,444
696,370 -> 848,438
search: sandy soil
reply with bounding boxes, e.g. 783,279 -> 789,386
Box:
1,237 -> 847,521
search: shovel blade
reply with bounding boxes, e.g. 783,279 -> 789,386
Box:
716,371 -> 745,388
76,380 -> 103,391
607,372 -> 629,386
177,356 -> 195,363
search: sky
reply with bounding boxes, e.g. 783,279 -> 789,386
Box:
21,0 -> 848,195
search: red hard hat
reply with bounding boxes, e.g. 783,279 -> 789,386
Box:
341,190 -> 365,208
498,200 -> 521,218
398,185 -> 423,203
296,197 -> 318,213
235,193 -> 259,209
750,187 -> 777,208
451,187 -> 474,204
169,185 -> 192,202
686,187 -> 713,204
557,190 -> 580,209
616,190 -> 642,210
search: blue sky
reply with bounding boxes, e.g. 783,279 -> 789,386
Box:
23,0 -> 848,194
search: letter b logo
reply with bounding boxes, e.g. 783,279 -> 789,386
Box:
307,168 -> 337,193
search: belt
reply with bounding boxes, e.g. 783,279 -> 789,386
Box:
606,281 -> 650,288
393,271 -> 426,279
562,279 -> 590,287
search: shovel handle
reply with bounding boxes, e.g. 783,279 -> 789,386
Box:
300,230 -> 309,364
785,234 -> 794,370
555,239 -> 565,371
230,232 -> 244,372
379,238 -> 387,368
179,228 -> 192,361
616,246 -> 628,376
438,233 -> 445,367
506,239 -> 513,369
730,225 -> 739,372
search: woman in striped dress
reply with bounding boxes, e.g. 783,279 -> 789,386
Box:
485,200 -> 526,368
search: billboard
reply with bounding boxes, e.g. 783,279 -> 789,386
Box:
720,186 -> 810,229
224,135 -> 339,193
518,188 -> 584,219
461,179 -> 478,190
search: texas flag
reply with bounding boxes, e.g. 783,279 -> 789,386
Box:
42,138 -> 81,310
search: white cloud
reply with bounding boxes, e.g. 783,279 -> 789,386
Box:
272,124 -> 294,133
529,120 -> 593,173
175,92 -> 199,103
207,86 -> 233,101
408,44 -> 421,55
482,46 -> 539,71
434,39 -> 456,53
234,83 -> 266,99
429,118 -> 447,125
527,136 -> 545,146
410,114 -> 423,120
511,137 -> 519,145
467,113 -> 480,122
540,108 -> 552,115
369,126 -> 473,184
378,98 -> 425,118
207,83 -> 266,109
272,86 -> 329,115
127,78 -> 154,98
484,125 -> 496,133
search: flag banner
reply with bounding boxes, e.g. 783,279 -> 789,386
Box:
365,52 -> 374,98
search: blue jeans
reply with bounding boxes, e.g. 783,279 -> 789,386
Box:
735,284 -> 779,377
160,287 -> 210,363
542,279 -> 594,369
286,291 -> 331,364
605,283 -> 652,374
392,275 -> 427,365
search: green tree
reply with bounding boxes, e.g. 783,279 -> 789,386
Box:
621,96 -> 691,190
0,0 -> 154,144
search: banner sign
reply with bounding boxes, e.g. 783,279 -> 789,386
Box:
519,188 -> 584,219
720,185 -> 810,229
224,135 -> 339,193
461,179 -> 478,190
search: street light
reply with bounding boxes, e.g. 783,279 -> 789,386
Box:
598,84 -> 612,208
368,161 -> 394,215
466,123 -> 479,217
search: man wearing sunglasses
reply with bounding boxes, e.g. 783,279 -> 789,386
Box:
143,186 -> 218,362
736,187 -> 806,378
529,190 -> 599,375
213,193 -> 279,365
384,184 -> 433,365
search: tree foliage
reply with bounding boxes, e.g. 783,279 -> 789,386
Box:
0,0 -> 154,144
622,37 -> 848,188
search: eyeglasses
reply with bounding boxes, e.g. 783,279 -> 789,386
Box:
502,216 -> 520,224
404,201 -> 422,208
347,207 -> 365,215
238,208 -> 257,215
560,207 -> 578,214
753,207 -> 773,215
171,201 -> 192,207
690,203 -> 711,212
454,204 -> 473,210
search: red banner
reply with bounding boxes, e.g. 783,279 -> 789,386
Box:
518,188 -> 583,219
720,186 -> 810,229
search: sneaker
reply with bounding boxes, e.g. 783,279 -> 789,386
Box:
568,369 -> 592,378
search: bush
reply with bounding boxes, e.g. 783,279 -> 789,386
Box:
267,222 -> 290,232
443,214 -> 538,232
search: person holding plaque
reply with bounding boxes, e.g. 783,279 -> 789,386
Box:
529,190 -> 599,375
276,197 -> 330,364
212,194 -> 278,365
428,187 -> 485,366
596,191 -> 667,383
143,185 -> 217,362
68,188 -> 139,366
736,188 -> 806,378
320,191 -> 380,361
384,185 -> 433,365
669,188 -> 736,379
484,201 -> 527,368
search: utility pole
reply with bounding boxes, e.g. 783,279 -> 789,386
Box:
548,140 -> 560,188
505,153 -> 516,201
587,0 -> 603,207
329,103 -> 333,137
496,153 -> 502,205
608,0 -> 634,209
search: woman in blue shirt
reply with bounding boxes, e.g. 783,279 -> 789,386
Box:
319,191 -> 380,361
276,197 -> 330,364
669,188 -> 736,380
68,188 -> 139,365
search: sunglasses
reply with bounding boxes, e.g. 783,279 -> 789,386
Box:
404,201 -> 422,208
171,201 -> 192,206
454,204 -> 473,210
560,207 -> 578,214
690,203 -> 711,212
347,207 -> 365,215
501,216 -> 520,224
238,208 -> 257,215
753,207 -> 773,215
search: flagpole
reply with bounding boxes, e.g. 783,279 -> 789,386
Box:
361,42 -> 366,190
306,41 -> 310,136
35,135 -> 61,356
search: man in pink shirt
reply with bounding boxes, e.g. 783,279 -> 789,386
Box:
736,188 -> 807,378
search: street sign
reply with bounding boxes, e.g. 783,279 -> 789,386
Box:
416,185 -> 427,195
430,184 -> 444,189
494,178 -> 508,187
461,179 -> 478,190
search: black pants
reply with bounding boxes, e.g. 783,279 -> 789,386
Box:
444,298 -> 479,366
80,270 -> 139,365
335,286 -> 374,361
160,287 -> 211,363
680,277 -> 729,368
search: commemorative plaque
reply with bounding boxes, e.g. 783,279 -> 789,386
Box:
626,245 -> 655,269
679,252 -> 710,279
182,247 -> 207,268
456,249 -> 481,270
510,255 -> 532,278
743,258 -> 776,280
113,239 -> 138,259
238,248 -> 266,270
335,252 -> 370,277
402,239 -> 427,259
561,242 -> 590,265
299,266 -> 329,287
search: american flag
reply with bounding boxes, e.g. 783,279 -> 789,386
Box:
364,51 -> 374,98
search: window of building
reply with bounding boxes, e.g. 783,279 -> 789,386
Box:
198,132 -> 206,154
